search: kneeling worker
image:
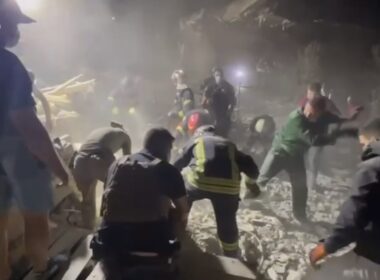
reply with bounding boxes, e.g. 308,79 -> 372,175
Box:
92,128 -> 189,280
306,118 -> 380,280
174,125 -> 259,257
71,124 -> 131,229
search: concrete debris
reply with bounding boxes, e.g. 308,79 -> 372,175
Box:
188,173 -> 351,279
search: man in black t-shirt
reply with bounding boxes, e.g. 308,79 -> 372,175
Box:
93,128 -> 188,280
201,68 -> 236,137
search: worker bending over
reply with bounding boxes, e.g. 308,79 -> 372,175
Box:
71,125 -> 131,229
174,125 -> 259,257
307,118 -> 380,279
92,128 -> 188,280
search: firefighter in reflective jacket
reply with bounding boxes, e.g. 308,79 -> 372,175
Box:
170,69 -> 195,120
173,125 -> 260,257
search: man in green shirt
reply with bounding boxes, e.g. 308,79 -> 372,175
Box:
253,96 -> 352,223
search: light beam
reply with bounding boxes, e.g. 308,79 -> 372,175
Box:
17,0 -> 43,13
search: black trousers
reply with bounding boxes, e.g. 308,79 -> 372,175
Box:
94,221 -> 177,280
187,186 -> 239,256
214,114 -> 232,138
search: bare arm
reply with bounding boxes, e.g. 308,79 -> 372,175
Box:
33,87 -> 53,133
10,108 -> 68,184
172,196 -> 189,236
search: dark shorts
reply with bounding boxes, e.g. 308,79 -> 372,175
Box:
0,138 -> 53,214
93,220 -> 177,258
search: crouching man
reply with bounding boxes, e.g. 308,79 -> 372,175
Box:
306,118 -> 380,280
71,125 -> 131,229
174,125 -> 259,258
91,128 -> 189,280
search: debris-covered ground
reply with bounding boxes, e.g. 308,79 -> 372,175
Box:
188,173 -> 353,280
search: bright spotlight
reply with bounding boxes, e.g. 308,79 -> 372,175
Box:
17,0 -> 43,13
236,70 -> 245,79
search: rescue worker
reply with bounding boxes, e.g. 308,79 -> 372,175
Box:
253,97 -> 358,223
71,125 -> 131,229
109,73 -> 142,136
299,82 -> 341,115
175,108 -> 213,145
299,82 -> 363,191
243,114 -> 276,165
0,1 -> 69,279
174,125 -> 259,257
201,67 -> 236,137
170,69 -> 195,120
92,128 -> 188,280
306,118 -> 380,280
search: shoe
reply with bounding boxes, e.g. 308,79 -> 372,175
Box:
32,254 -> 69,280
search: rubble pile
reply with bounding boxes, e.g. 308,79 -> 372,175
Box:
188,174 -> 352,280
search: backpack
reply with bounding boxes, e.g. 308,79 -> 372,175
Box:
101,155 -> 167,223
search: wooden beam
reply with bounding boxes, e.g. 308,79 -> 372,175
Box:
86,263 -> 105,280
22,228 -> 88,280
62,236 -> 93,280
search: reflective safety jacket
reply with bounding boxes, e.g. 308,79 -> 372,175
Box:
173,133 -> 259,195
174,86 -> 195,119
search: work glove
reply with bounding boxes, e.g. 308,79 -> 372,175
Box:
309,243 -> 328,268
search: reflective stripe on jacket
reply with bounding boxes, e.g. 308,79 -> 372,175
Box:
174,134 -> 259,195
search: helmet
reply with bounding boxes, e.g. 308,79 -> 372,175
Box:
187,112 -> 200,133
171,69 -> 185,81
194,125 -> 215,137
211,66 -> 223,75
0,0 -> 35,24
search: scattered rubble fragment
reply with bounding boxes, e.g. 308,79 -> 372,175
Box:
188,174 -> 351,279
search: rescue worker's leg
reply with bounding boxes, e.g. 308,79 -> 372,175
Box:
100,256 -> 124,280
0,215 -> 10,280
210,194 -> 240,257
304,250 -> 380,280
285,156 -> 308,222
256,149 -> 286,189
307,146 -> 323,190
185,184 -> 207,213
0,173 -> 11,280
72,155 -> 98,230
213,112 -> 230,138
1,141 -> 57,275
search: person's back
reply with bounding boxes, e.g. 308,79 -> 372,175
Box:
188,134 -> 240,189
353,141 -> 380,262
307,119 -> 380,279
92,128 -> 188,280
79,127 -> 131,156
101,151 -> 171,224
